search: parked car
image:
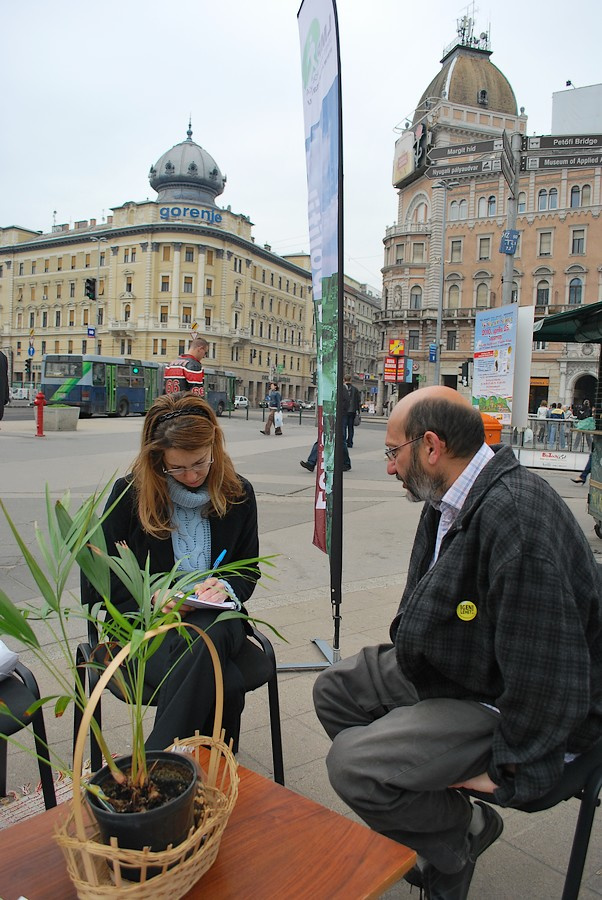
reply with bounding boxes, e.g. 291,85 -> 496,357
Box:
300,400 -> 315,409
281,399 -> 301,412
234,395 -> 249,409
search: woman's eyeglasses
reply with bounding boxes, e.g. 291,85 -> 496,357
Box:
384,435 -> 424,461
162,459 -> 213,477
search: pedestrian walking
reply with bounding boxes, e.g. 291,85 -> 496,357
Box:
260,382 -> 283,436
343,375 -> 361,448
0,350 -> 9,425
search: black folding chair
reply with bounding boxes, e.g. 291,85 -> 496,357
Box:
467,739 -> 602,900
0,662 -> 57,810
74,584 -> 285,785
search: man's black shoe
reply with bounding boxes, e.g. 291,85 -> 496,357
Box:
403,866 -> 424,889
300,460 -> 315,472
422,801 -> 503,899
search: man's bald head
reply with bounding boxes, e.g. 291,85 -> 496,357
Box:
389,386 -> 484,460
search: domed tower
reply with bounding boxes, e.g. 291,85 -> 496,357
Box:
413,24 -> 517,125
149,123 -> 226,205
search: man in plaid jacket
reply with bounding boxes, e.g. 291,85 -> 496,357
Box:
314,386 -> 602,900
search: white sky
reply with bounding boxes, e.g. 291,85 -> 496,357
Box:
2,0 -> 601,287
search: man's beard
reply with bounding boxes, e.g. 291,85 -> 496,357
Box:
403,447 -> 447,504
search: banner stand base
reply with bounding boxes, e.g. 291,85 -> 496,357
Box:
276,638 -> 341,672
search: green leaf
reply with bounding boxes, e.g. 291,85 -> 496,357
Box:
0,499 -> 59,612
0,590 -> 40,647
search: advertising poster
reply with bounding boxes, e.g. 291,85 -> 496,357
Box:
472,304 -> 518,424
298,0 -> 341,554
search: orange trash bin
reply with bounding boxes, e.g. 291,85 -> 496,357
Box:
481,413 -> 503,445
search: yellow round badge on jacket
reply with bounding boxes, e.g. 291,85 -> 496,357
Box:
457,601 -> 477,621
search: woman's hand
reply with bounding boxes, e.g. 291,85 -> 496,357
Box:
152,589 -> 190,616
193,576 -> 230,604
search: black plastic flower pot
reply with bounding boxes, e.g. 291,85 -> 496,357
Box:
87,750 -> 199,881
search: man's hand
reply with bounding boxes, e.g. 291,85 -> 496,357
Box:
449,772 -> 499,793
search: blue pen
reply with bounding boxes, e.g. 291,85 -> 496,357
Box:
212,549 -> 227,571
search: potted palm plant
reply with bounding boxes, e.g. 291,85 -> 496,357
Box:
0,483 -> 277,891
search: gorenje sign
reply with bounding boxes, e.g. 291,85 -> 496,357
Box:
159,206 -> 223,223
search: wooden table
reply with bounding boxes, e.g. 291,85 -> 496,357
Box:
0,766 -> 415,899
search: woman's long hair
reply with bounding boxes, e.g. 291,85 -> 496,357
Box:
131,394 -> 244,537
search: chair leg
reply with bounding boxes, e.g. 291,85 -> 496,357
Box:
248,627 -> 285,785
0,738 -> 7,797
73,644 -> 103,773
267,673 -> 285,786
29,707 -> 56,810
561,767 -> 602,900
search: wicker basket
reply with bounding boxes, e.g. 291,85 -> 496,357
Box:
55,623 -> 239,898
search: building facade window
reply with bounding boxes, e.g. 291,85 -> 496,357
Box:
205,309 -> 211,327
206,249 -> 214,266
409,286 -> 422,309
476,283 -> 489,307
450,239 -> 462,263
536,280 -> 550,305
538,231 -> 552,256
571,228 -> 585,254
182,305 -> 192,324
183,276 -> 193,293
446,331 -> 457,351
517,192 -> 526,213
568,277 -> 583,305
161,275 -> 170,292
162,246 -> 171,262
412,243 -> 425,263
447,283 -> 460,308
408,329 -> 419,350
478,237 -> 491,260
185,246 -> 194,262
160,305 -> 168,323
205,278 -> 213,296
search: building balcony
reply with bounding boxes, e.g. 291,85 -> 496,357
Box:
385,223 -> 432,239
108,319 -> 136,334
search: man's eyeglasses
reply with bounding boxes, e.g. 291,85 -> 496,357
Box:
384,435 -> 424,461
163,459 -> 213,476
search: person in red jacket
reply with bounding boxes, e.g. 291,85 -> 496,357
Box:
164,336 -> 208,397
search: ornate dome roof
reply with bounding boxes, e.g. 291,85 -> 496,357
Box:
414,45 -> 517,123
149,124 -> 226,205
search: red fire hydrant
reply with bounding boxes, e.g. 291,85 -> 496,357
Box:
34,391 -> 47,437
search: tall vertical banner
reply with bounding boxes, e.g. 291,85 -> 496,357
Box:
298,0 -> 342,555
472,304 -> 519,424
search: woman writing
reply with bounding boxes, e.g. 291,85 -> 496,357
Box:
88,393 -> 259,751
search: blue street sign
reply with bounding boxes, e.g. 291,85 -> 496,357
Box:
500,229 -> 519,255
27,346 -> 35,357
429,343 -> 437,363
87,327 -> 96,337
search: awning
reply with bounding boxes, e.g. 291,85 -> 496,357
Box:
533,301 -> 602,343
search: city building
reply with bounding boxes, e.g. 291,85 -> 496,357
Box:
0,126 -> 315,406
378,17 -> 602,413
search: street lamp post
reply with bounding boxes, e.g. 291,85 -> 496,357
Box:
432,180 -> 459,385
90,236 -> 107,355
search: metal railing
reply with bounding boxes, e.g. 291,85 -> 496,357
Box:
498,415 -> 593,453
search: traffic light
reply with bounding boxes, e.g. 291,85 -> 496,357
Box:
84,277 -> 97,301
25,358 -> 32,380
459,361 -> 470,387
312,371 -> 317,385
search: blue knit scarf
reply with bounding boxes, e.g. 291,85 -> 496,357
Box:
167,477 -> 211,574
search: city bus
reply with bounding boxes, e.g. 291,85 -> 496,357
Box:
41,354 -> 161,417
203,366 -> 237,416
